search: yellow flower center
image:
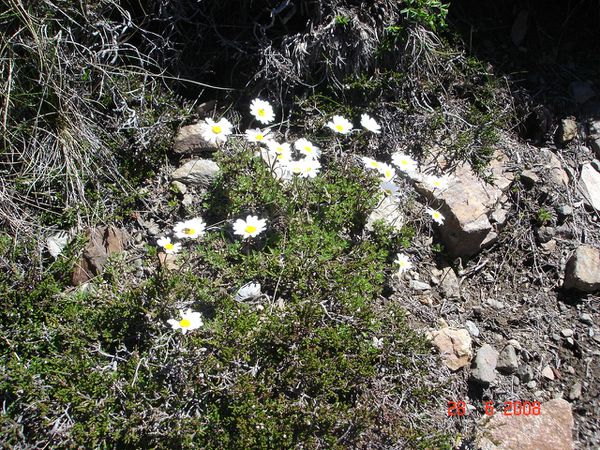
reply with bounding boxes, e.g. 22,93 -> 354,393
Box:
335,124 -> 344,132
179,318 -> 191,328
245,225 -> 257,234
304,146 -> 312,152
370,161 -> 379,168
212,125 -> 222,134
258,108 -> 266,117
164,243 -> 174,250
256,134 -> 264,141
183,228 -> 196,235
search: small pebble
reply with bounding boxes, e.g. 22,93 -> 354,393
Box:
579,313 -> 593,325
542,365 -> 555,380
569,382 -> 582,400
485,298 -> 505,309
556,204 -> 573,217
566,365 -> 576,375
561,328 -> 574,337
566,337 -> 575,346
507,339 -> 522,350
465,320 -> 480,337
527,380 -> 537,389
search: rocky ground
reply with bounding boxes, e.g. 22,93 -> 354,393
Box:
384,118 -> 600,448
5,1 -> 600,448
70,106 -> 600,448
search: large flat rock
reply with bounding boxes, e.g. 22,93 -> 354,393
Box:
418,150 -> 513,258
173,122 -> 219,154
578,162 -> 600,211
563,245 -> 600,292
476,399 -> 574,450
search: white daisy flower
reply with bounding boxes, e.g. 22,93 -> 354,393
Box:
380,180 -> 400,197
362,156 -> 383,171
394,253 -> 413,273
326,115 -> 353,134
266,140 -> 292,164
287,159 -> 304,175
426,207 -> 445,225
167,309 -> 203,334
424,174 -> 450,191
391,152 -> 418,174
250,98 -> 275,124
377,163 -> 396,182
234,282 -> 262,302
360,114 -> 381,134
294,138 -> 321,159
233,215 -> 267,239
245,128 -> 271,144
297,158 -> 321,179
156,236 -> 182,254
173,217 -> 207,239
372,336 -> 384,349
200,117 -> 233,145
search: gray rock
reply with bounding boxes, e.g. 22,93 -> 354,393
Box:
181,193 -> 194,206
540,149 -> 569,187
557,118 -> 577,143
471,344 -> 498,384
517,364 -> 534,383
490,207 -> 508,226
497,344 -> 519,374
537,226 -> 555,243
438,266 -> 460,299
560,329 -> 574,337
416,150 -> 513,258
170,180 -> 187,194
171,159 -> 221,188
485,298 -> 505,309
365,195 -> 404,233
409,279 -> 431,291
578,162 -> 600,211
465,320 -> 480,337
476,399 -> 574,450
556,204 -> 573,218
579,313 -> 593,325
173,122 -> 219,154
520,169 -> 540,186
540,239 -> 557,254
563,245 -> 600,292
568,382 -> 582,400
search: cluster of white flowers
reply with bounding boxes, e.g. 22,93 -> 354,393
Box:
163,97 -> 452,334
242,98 -> 326,180
360,150 -> 452,227
156,217 -> 207,255
326,113 -> 382,135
